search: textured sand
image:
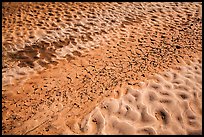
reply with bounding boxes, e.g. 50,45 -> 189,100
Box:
2,2 -> 202,135
78,59 -> 202,135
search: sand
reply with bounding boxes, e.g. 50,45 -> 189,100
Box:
2,2 -> 202,135
78,59 -> 202,135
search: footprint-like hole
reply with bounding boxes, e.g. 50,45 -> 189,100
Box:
176,85 -> 189,92
72,50 -> 82,57
164,84 -> 172,90
48,12 -> 54,16
37,60 -> 48,68
26,51 -> 39,60
172,78 -> 183,85
52,41 -> 63,49
176,115 -> 183,124
9,51 -> 27,60
188,120 -> 200,128
29,35 -> 35,39
18,59 -> 35,68
149,83 -> 161,90
172,72 -> 178,80
148,91 -> 158,102
50,61 -> 58,66
65,54 -> 75,62
137,127 -> 156,135
159,99 -> 172,104
155,109 -> 169,125
178,93 -> 189,100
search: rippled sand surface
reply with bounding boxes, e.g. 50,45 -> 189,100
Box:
2,2 -> 202,135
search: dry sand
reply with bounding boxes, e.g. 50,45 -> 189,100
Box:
78,59 -> 202,135
2,2 -> 202,135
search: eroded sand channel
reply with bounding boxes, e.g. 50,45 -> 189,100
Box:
2,2 -> 202,135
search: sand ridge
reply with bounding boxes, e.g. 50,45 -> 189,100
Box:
2,2 -> 202,135
78,59 -> 202,135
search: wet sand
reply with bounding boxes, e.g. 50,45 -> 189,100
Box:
2,2 -> 202,135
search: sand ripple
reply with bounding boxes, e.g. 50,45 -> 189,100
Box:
79,60 -> 202,135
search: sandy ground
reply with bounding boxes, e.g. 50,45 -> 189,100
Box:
2,2 -> 202,135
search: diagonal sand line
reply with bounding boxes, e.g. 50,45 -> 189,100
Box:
23,119 -> 49,135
